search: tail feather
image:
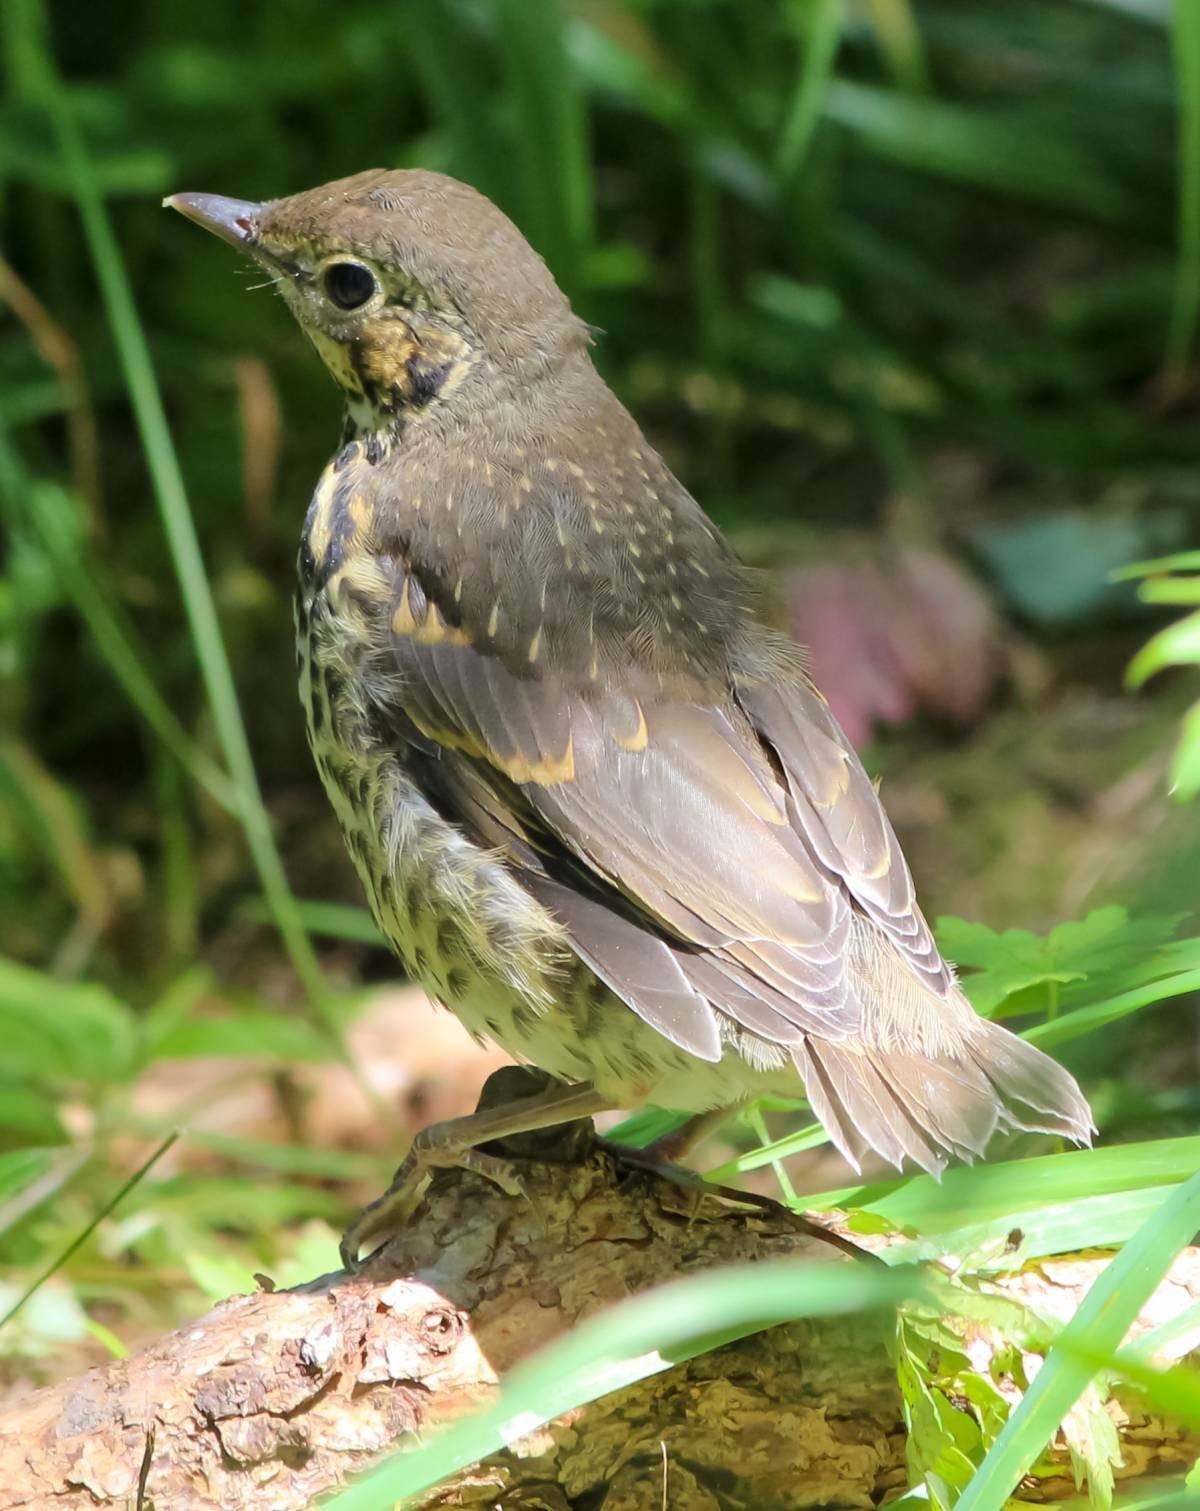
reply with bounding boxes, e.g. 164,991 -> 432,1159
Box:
795,1020 -> 1092,1176
797,1040 -> 949,1175
793,1040 -> 870,1173
968,1019 -> 1096,1139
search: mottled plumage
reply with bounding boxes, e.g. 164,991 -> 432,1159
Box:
169,170 -> 1092,1213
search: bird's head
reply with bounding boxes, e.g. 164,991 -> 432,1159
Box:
166,169 -> 589,431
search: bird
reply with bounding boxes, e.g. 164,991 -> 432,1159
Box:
166,170 -> 1093,1264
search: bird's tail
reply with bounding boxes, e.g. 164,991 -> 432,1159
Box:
794,1017 -> 1093,1177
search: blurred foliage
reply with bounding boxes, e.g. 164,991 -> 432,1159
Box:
1121,548 -> 1200,797
2,1 -> 1200,1504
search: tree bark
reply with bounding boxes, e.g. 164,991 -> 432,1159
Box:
2,1080 -> 1198,1509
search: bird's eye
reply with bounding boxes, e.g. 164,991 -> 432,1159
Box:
322,261 -> 378,311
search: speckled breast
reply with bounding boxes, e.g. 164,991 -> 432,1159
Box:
291,463 -> 595,1079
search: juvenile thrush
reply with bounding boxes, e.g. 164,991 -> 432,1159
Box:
168,171 -> 1092,1262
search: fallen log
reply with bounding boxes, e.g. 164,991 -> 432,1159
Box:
2,1071 -> 1197,1509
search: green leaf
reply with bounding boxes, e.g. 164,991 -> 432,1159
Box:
0,1277 -> 89,1356
1128,609 -> 1200,685
1169,702 -> 1200,801
0,1082 -> 66,1145
184,1247 -> 259,1304
0,956 -> 136,1085
935,908 -> 1190,1019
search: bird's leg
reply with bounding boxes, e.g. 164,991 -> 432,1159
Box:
341,1077 -> 611,1267
639,1107 -> 733,1165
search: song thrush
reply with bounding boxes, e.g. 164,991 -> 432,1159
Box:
167,171 -> 1092,1264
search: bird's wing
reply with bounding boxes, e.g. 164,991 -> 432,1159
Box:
381,559 -> 954,1064
733,673 -> 953,1000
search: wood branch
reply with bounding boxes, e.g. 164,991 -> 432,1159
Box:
2,1080 -> 1198,1509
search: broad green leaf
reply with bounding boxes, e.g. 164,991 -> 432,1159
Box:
184,1247 -> 260,1304
935,908 -> 1191,1018
0,1278 -> 89,1356
0,956 -> 136,1084
0,1082 -> 66,1144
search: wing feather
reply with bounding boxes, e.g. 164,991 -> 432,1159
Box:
382,583 -> 868,1043
735,677 -> 953,997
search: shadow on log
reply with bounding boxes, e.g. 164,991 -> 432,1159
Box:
1,1069 -> 1198,1508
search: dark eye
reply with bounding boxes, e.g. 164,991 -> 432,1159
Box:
323,261 -> 377,311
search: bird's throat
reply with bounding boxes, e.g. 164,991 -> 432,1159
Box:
306,319 -> 477,441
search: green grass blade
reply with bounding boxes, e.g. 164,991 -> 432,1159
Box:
44,98 -> 327,1007
603,1105 -> 692,1148
805,1136 -> 1200,1231
863,0 -> 928,93
1166,0 -> 1200,378
776,0 -> 844,178
324,1260 -> 922,1509
886,1184 -> 1180,1271
496,0 -> 594,297
0,1131 -> 178,1331
235,897 -> 387,947
956,1168 -> 1200,1509
395,0 -> 508,200
825,81 -> 1129,219
0,441 -> 238,813
704,1118 -> 828,1181
15,12 -> 370,1078
1024,967 -> 1200,1049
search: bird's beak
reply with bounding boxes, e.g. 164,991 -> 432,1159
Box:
163,192 -> 264,252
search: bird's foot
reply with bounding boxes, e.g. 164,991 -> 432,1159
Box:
340,1133 -> 529,1269
340,1068 -> 611,1269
